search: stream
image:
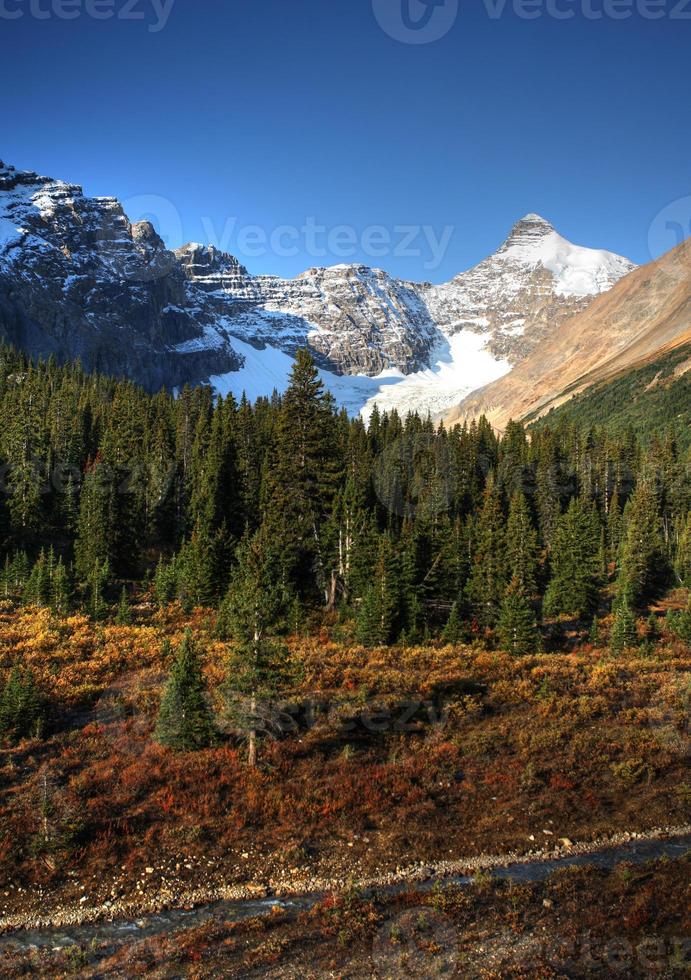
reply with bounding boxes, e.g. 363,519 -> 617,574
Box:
1,834 -> 689,956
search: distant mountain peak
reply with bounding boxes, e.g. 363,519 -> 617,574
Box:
0,158 -> 638,418
508,213 -> 557,237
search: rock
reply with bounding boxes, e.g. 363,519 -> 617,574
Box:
559,838 -> 574,847
145,868 -> 154,875
0,161 -> 634,413
543,898 -> 553,908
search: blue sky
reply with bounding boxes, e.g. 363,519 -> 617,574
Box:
1,0 -> 689,281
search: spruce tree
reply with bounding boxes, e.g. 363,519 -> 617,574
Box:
619,480 -> 668,607
356,534 -> 399,647
0,666 -> 44,744
497,577 -> 539,655
221,530 -> 289,766
74,460 -> 118,584
465,474 -> 506,627
441,601 -> 465,644
264,349 -> 340,601
610,596 -> 637,652
589,616 -> 601,647
155,631 -> 216,751
543,498 -> 601,620
674,511 -> 691,587
115,586 -> 132,625
50,558 -> 71,616
506,490 -> 539,595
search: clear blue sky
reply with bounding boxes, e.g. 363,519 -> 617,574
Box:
1,0 -> 689,281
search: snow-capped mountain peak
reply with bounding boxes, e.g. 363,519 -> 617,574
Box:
496,213 -> 635,298
0,160 -> 637,419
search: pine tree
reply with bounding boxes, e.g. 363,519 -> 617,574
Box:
465,474 -> 507,627
50,558 -> 71,616
263,349 -> 340,601
74,460 -> 117,584
154,556 -> 178,608
673,511 -> 691,587
610,596 -> 637,652
441,601 -> 465,644
665,598 -> 691,644
86,560 -> 110,621
589,616 -> 601,647
497,577 -> 539,655
543,498 -> 601,620
0,666 -> 44,744
154,631 -> 216,751
619,480 -> 668,607
115,586 -> 132,625
24,549 -> 50,606
506,491 -> 539,595
221,530 -> 290,766
356,535 -> 400,647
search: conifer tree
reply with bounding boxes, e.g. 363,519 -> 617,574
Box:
497,577 -> 539,655
24,549 -> 50,606
357,534 -> 400,647
86,560 -> 110,621
675,512 -> 691,587
74,460 -> 117,584
264,349 -> 340,601
544,498 -> 601,620
221,530 -> 289,766
0,666 -> 44,744
465,474 -> 506,627
618,480 -> 668,607
441,601 -> 465,644
610,596 -> 637,652
155,631 -> 215,751
115,586 -> 132,625
589,616 -> 601,647
50,558 -> 71,616
506,491 -> 539,595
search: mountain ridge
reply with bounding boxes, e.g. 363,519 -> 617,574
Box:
446,237 -> 691,431
0,159 -> 636,413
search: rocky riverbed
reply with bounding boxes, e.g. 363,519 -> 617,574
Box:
1,824 -> 688,947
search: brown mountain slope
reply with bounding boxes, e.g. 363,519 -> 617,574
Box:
446,237 -> 691,431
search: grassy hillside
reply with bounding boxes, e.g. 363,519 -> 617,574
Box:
530,343 -> 691,447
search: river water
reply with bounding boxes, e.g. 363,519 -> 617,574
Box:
1,834 -> 688,955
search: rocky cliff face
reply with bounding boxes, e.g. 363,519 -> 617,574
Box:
0,162 -> 242,391
446,237 -> 691,431
0,161 -> 636,411
425,214 -> 635,362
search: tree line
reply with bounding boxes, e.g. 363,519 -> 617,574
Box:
0,343 -> 688,651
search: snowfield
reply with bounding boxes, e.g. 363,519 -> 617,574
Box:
210,332 -> 510,421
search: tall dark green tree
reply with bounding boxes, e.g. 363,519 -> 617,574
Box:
506,491 -> 539,595
610,596 -> 637,652
543,497 -> 601,620
154,632 -> 216,751
357,534 -> 400,647
220,530 -> 289,766
497,576 -> 540,655
618,480 -> 668,607
465,474 -> 506,627
264,349 -> 340,601
0,666 -> 44,744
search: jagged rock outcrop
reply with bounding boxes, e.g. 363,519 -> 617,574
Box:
0,162 -> 241,391
0,161 -> 636,410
